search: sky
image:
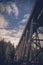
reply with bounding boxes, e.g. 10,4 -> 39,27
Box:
0,0 -> 36,48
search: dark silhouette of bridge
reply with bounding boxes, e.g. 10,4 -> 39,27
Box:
14,0 -> 43,65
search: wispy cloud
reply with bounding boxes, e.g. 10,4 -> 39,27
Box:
5,4 -> 12,15
21,14 -> 30,23
11,3 -> 19,16
0,2 -> 19,17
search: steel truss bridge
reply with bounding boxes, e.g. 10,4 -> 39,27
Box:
14,0 -> 43,65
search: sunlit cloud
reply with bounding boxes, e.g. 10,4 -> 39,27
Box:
0,28 -> 23,47
0,15 -> 8,28
0,0 -> 36,48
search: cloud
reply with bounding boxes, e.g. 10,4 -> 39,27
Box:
21,14 -> 30,23
0,2 -> 19,17
38,34 -> 43,47
5,5 -> 12,15
11,3 -> 19,16
0,15 -> 8,28
18,13 -> 30,32
17,14 -> 30,39
0,3 -> 5,14
32,29 -> 43,48
24,14 -> 30,18
0,28 -> 23,48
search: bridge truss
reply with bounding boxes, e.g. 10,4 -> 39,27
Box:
15,0 -> 43,65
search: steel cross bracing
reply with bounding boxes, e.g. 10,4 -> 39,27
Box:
15,0 -> 43,65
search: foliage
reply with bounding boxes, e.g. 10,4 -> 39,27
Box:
0,40 -> 15,65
